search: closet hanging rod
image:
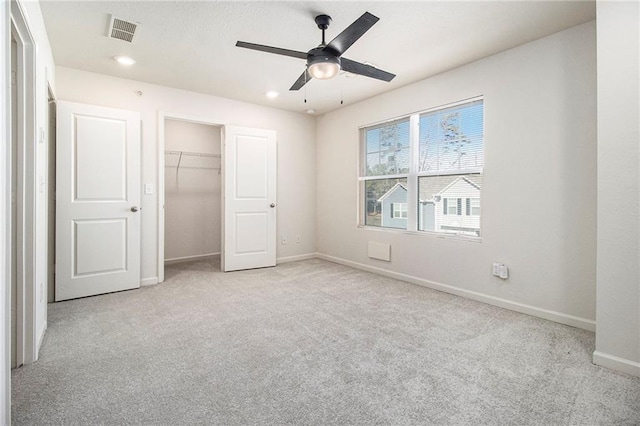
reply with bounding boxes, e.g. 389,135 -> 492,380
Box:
164,150 -> 221,158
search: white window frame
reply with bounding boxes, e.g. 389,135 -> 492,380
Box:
393,203 -> 408,219
358,96 -> 484,239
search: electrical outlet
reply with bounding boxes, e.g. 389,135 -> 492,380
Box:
499,265 -> 509,279
492,262 -> 502,276
492,262 -> 508,280
281,236 -> 287,245
296,235 -> 301,243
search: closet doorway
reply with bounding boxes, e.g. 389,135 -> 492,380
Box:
162,117 -> 222,276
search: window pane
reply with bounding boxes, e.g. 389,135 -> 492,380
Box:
364,178 -> 408,229
419,100 -> 483,173
364,119 -> 410,176
418,174 -> 482,237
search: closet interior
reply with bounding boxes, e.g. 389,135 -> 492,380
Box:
164,119 -> 222,265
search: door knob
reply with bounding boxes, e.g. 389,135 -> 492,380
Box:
270,203 -> 276,208
131,206 -> 140,212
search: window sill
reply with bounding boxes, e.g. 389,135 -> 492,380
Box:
357,225 -> 483,243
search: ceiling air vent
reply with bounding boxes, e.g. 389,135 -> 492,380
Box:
107,16 -> 138,43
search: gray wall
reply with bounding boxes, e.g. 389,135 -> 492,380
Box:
594,1 -> 640,375
317,22 -> 597,329
55,67 -> 318,283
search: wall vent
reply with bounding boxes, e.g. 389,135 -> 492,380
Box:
368,242 -> 391,262
107,16 -> 138,43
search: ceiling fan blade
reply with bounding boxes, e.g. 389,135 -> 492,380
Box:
236,41 -> 308,60
290,69 -> 312,91
341,58 -> 395,82
324,12 -> 379,56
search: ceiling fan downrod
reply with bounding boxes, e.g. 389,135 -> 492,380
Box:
315,14 -> 332,46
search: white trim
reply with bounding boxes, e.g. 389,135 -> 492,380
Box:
276,253 -> 317,264
316,253 -> 596,332
157,111 -> 224,284
37,321 -> 46,349
11,0 -> 38,366
140,277 -> 159,287
1,1 -> 11,421
593,351 -> 640,377
360,173 -> 408,182
164,252 -> 220,265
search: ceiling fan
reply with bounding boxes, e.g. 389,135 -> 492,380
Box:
236,12 -> 396,91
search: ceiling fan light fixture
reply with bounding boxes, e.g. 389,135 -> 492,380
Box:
308,55 -> 341,80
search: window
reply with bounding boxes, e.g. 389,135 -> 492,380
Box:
361,118 -> 410,229
360,98 -> 484,237
468,198 -> 480,216
444,198 -> 461,215
393,203 -> 408,219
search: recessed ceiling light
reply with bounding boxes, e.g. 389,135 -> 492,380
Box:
114,55 -> 136,66
306,109 -> 316,114
266,91 -> 279,99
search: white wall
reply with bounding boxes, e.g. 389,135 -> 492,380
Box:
316,22 -> 597,329
164,119 -> 221,261
55,67 -> 317,283
594,1 -> 640,377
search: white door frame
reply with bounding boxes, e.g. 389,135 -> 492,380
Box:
1,1 -> 11,421
10,0 -> 38,367
157,111 -> 223,283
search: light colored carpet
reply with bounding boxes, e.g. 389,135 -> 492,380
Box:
12,258 -> 640,425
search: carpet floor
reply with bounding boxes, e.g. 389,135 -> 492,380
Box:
11,258 -> 640,425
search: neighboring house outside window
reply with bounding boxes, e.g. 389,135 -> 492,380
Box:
360,98 -> 484,237
376,183 -> 408,229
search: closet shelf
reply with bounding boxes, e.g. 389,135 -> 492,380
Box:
165,150 -> 221,171
165,150 -> 221,158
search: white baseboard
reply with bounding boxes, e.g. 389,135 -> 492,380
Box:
593,351 -> 640,377
316,253 -> 596,332
35,320 -> 47,362
140,277 -> 159,286
276,253 -> 317,264
165,253 -> 220,265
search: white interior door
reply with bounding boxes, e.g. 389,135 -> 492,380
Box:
222,126 -> 276,272
55,101 -> 141,301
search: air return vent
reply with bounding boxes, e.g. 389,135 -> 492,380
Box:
107,16 -> 138,43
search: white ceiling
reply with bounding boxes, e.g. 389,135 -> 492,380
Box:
40,1 -> 595,115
